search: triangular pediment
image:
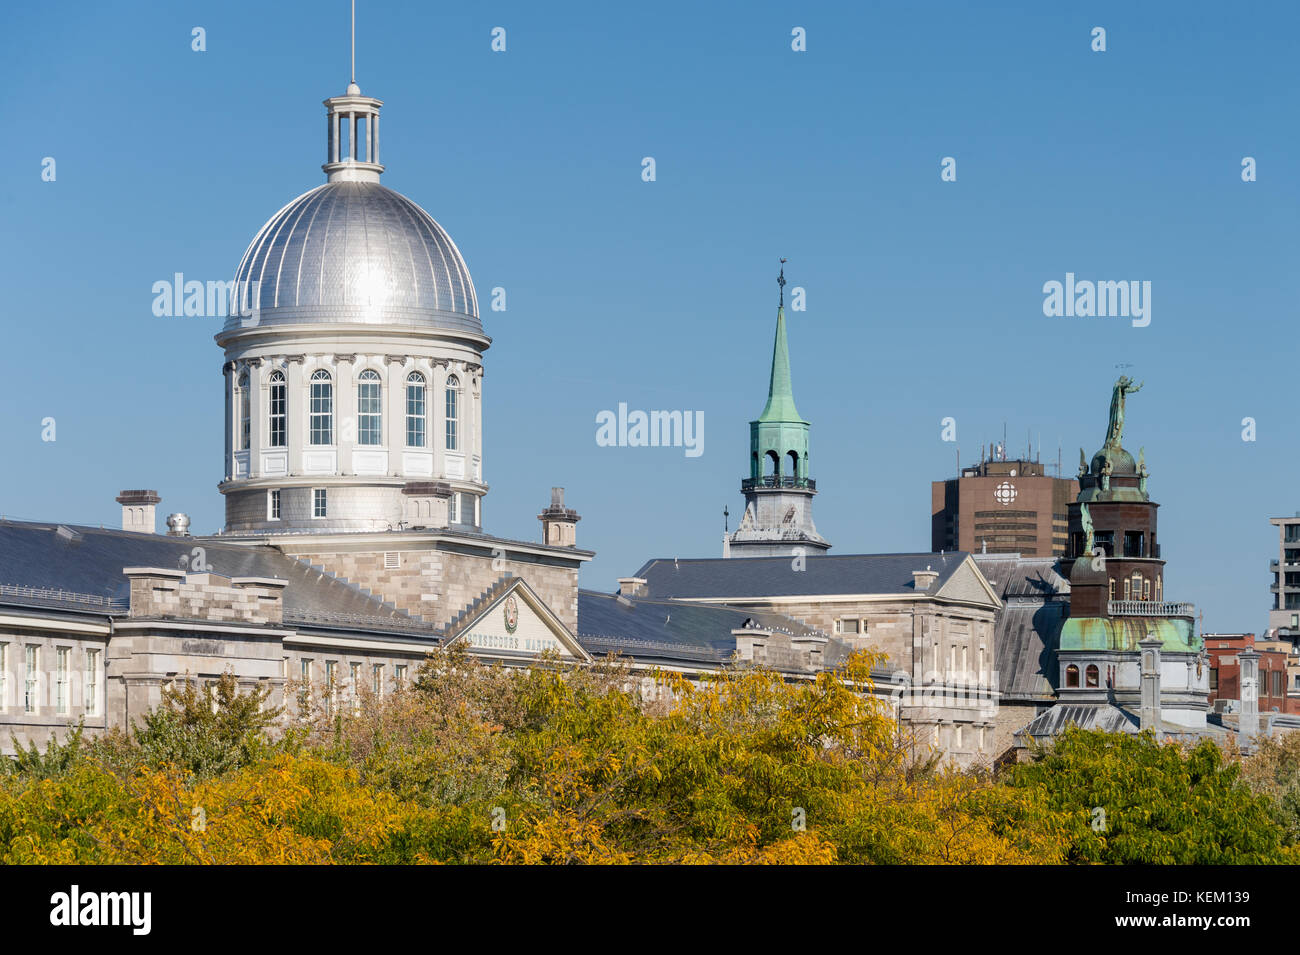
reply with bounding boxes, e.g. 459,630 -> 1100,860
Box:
447,577 -> 591,662
934,556 -> 1002,609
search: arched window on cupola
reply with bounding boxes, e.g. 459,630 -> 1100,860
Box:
310,370 -> 333,445
1065,664 -> 1080,688
787,450 -> 800,482
1085,664 -> 1099,688
1130,571 -> 1143,603
445,374 -> 461,451
237,373 -> 250,451
357,370 -> 382,446
406,372 -> 426,448
764,450 -> 779,480
268,371 -> 286,448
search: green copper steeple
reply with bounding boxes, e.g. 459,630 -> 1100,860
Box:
758,304 -> 804,423
729,262 -> 829,556
746,263 -> 812,485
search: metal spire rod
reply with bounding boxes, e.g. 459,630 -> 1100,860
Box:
351,0 -> 356,84
778,257 -> 787,308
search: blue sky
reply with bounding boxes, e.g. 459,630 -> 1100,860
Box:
0,0 -> 1295,634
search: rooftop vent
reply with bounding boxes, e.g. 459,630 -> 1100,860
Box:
165,513 -> 191,537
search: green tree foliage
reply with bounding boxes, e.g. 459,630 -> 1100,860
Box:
1004,726 -> 1286,864
1238,732 -> 1300,848
1,657 -> 1296,864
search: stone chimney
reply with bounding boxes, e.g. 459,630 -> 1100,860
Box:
1139,636 -> 1162,731
913,566 -> 940,591
618,577 -> 647,598
539,487 -> 580,547
1239,647 -> 1260,747
116,489 -> 160,534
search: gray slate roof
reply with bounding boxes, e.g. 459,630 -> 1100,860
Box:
632,552 -> 969,601
577,589 -> 825,666
1016,702 -> 1233,743
972,555 -> 1070,701
0,520 -> 429,635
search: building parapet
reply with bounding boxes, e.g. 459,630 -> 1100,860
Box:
1108,600 -> 1195,618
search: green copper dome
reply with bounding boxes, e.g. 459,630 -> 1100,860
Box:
1060,616 -> 1197,653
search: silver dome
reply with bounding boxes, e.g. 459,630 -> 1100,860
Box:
226,181 -> 481,336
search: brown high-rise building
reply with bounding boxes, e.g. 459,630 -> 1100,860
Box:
931,449 -> 1078,557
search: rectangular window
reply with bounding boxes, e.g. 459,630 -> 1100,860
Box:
1274,670 -> 1284,697
357,373 -> 383,446
448,494 -> 459,524
313,488 -> 327,519
237,376 -> 250,451
445,383 -> 459,450
1210,667 -> 1218,692
1142,578 -> 1151,600
372,664 -> 383,697
325,661 -> 337,716
299,658 -> 313,712
310,374 -> 333,445
1093,531 -> 1114,557
395,664 -> 407,688
350,662 -> 362,715
268,489 -> 281,521
269,374 -> 287,447
406,376 -> 426,447
1123,530 -> 1144,558
840,618 -> 859,635
24,646 -> 37,714
55,648 -> 69,715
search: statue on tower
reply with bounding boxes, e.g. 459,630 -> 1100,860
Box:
1080,502 -> 1095,557
1105,375 -> 1143,449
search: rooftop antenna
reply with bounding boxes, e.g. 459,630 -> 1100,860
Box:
723,504 -> 729,533
778,258 -> 787,308
351,0 -> 356,86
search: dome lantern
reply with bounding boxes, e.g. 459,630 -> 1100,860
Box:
323,87 -> 383,183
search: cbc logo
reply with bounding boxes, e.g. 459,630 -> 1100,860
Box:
994,481 -> 1017,505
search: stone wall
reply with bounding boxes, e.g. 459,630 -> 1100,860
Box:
126,568 -> 286,625
292,545 -> 580,633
